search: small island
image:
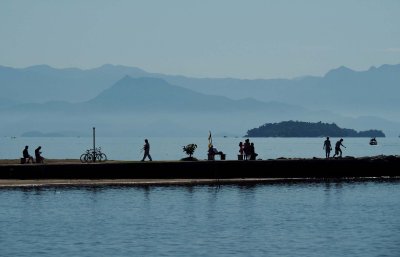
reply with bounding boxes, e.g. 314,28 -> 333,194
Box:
245,121 -> 385,137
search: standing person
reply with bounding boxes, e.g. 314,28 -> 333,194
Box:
249,142 -> 258,160
22,145 -> 34,163
323,137 -> 332,159
141,139 -> 152,161
333,138 -> 346,158
35,146 -> 44,163
238,142 -> 244,157
243,139 -> 251,160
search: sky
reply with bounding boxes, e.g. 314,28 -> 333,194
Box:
1,0 -> 399,79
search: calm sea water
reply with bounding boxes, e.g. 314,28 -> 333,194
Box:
1,181 -> 399,257
1,136 -> 399,161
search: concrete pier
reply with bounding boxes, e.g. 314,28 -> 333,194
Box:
0,156 -> 399,183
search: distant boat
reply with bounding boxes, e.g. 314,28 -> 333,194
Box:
369,138 -> 377,145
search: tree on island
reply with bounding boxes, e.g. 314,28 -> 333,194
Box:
245,121 -> 385,137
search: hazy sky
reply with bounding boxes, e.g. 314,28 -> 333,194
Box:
1,0 -> 399,79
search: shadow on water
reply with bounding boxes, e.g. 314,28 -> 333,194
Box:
1,177 -> 399,193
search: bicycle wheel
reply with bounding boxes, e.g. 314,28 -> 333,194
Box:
86,154 -> 94,163
80,154 -> 87,163
100,153 -> 107,162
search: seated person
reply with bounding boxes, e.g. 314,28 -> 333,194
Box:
22,145 -> 34,163
35,146 -> 44,163
208,145 -> 224,156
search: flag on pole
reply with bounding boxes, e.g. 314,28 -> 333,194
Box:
208,131 -> 213,148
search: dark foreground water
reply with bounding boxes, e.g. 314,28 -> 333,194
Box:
1,180 -> 400,257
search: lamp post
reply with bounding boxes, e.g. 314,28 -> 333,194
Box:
93,127 -> 96,162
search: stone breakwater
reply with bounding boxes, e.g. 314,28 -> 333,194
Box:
0,155 -> 399,180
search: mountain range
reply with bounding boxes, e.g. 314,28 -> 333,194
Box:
0,64 -> 399,137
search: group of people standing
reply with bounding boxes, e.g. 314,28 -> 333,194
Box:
323,137 -> 346,159
238,138 -> 258,160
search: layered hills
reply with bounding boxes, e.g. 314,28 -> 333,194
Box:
0,64 -> 399,137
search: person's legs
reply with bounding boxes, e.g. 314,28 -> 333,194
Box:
142,152 -> 152,161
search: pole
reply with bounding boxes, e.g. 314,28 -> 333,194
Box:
93,127 -> 96,162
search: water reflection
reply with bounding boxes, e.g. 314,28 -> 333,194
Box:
0,180 -> 399,257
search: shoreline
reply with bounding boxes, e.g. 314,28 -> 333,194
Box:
0,178 -> 312,187
1,154 -> 398,165
1,177 -> 399,188
0,155 -> 399,187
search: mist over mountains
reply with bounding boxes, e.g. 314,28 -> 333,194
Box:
0,64 -> 399,137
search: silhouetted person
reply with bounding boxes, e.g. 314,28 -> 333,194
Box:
35,146 -> 44,163
333,138 -> 346,158
22,145 -> 34,163
249,142 -> 258,160
238,142 -> 244,156
243,139 -> 251,160
208,144 -> 225,160
141,139 -> 152,161
323,137 -> 332,159
208,144 -> 224,156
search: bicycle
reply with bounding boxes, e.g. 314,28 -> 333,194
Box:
80,147 -> 107,163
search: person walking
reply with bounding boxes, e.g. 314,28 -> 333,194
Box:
333,138 -> 346,158
323,137 -> 332,159
141,139 -> 152,161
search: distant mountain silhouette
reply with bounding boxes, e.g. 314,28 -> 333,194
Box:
1,63 -> 399,120
21,130 -> 83,137
86,76 -> 302,112
0,64 -> 149,103
1,63 -> 400,136
0,75 -> 311,136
